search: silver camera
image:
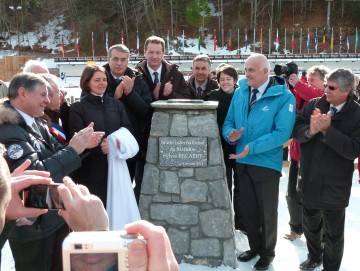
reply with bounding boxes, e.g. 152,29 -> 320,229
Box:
62,231 -> 142,271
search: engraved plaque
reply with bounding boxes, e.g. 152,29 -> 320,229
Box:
159,137 -> 207,167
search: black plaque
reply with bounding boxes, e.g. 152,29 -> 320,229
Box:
159,137 -> 207,167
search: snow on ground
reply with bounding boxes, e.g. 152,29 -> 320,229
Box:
2,165 -> 360,271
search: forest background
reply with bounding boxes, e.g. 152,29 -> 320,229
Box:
1,0 -> 360,57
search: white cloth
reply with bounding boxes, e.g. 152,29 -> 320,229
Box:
106,127 -> 140,230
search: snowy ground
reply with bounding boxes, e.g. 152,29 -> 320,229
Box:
2,165 -> 360,271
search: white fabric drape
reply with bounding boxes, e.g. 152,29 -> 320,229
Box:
106,127 -> 140,230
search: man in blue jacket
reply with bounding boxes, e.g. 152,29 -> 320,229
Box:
223,53 -> 296,270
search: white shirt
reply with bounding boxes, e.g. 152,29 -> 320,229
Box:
251,79 -> 270,101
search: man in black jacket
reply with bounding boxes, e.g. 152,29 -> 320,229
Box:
104,44 -> 152,203
293,68 -> 360,271
187,54 -> 219,100
0,72 -> 103,271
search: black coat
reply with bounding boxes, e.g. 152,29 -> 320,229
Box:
187,75 -> 219,99
0,101 -> 80,242
293,94 -> 360,209
103,64 -> 152,154
205,88 -> 236,168
69,93 -> 133,204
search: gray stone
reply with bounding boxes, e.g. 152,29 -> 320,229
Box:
190,226 -> 201,239
171,195 -> 181,203
191,238 -> 221,257
153,194 -> 172,202
208,139 -> 222,166
178,168 -> 194,177
209,180 -> 231,208
200,209 -> 233,238
170,114 -> 188,136
138,195 -> 152,220
168,227 -> 190,254
150,204 -> 199,225
223,239 -> 237,267
180,179 -> 208,203
188,114 -> 219,138
150,112 -> 170,136
160,171 -> 180,194
141,164 -> 159,195
195,166 -> 224,181
146,137 -> 158,164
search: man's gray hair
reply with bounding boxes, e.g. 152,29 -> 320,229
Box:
326,68 -> 355,93
307,65 -> 331,81
39,73 -> 58,95
108,44 -> 130,58
23,60 -> 49,73
7,72 -> 49,100
193,54 -> 211,68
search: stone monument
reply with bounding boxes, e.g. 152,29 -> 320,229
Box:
139,99 -> 236,268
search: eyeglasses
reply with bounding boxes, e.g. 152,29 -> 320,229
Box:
324,84 -> 338,91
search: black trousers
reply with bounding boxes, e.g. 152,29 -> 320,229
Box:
303,207 -> 345,271
286,158 -> 303,234
235,164 -> 280,260
9,223 -> 70,271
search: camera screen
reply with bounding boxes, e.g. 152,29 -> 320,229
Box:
23,184 -> 64,209
70,253 -> 118,271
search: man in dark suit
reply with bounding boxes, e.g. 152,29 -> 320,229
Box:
223,53 -> 296,270
293,68 -> 360,271
104,44 -> 152,202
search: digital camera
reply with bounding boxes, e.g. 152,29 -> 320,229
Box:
62,231 -> 143,271
274,61 -> 298,78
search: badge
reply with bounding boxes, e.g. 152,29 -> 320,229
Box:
289,104 -> 294,112
7,144 -> 24,159
33,140 -> 45,152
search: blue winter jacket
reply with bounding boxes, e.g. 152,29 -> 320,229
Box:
222,76 -> 296,172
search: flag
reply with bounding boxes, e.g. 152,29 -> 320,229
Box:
356,27 -> 358,52
347,29 -> 350,52
260,28 -> 263,53
214,29 -> 217,52
61,35 -> 65,57
198,29 -> 201,51
166,30 -> 170,53
105,31 -> 108,51
314,28 -> 318,51
182,30 -> 185,54
339,27 -> 342,52
228,29 -> 232,51
76,32 -> 79,57
330,27 -> 334,51
275,28 -> 279,51
306,28 -> 310,50
291,29 -> 295,51
91,31 -> 94,57
322,29 -> 326,51
121,31 -> 124,44
244,29 -> 248,50
136,31 -> 139,53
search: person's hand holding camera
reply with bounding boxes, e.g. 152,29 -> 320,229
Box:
6,159 -> 51,221
125,220 -> 179,271
57,177 -> 109,231
288,73 -> 300,87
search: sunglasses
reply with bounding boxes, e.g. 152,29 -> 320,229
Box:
324,84 -> 338,91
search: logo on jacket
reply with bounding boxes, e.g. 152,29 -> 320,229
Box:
7,144 -> 24,159
33,140 -> 45,152
289,104 -> 294,112
261,106 -> 269,111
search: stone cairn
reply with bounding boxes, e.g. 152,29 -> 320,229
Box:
139,99 -> 236,268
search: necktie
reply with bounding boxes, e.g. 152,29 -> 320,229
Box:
115,78 -> 121,84
249,89 -> 259,110
330,106 -> 338,116
196,86 -> 202,99
32,122 -> 42,137
153,72 -> 159,85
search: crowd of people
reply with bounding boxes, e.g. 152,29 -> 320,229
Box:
0,34 -> 359,271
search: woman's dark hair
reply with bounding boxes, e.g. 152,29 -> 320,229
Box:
80,65 -> 109,93
216,64 -> 238,83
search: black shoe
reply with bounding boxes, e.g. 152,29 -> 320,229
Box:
253,257 -> 271,270
237,250 -> 258,262
299,258 -> 322,270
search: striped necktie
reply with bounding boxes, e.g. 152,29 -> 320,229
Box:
330,106 -> 338,116
153,72 -> 159,85
249,89 -> 259,110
